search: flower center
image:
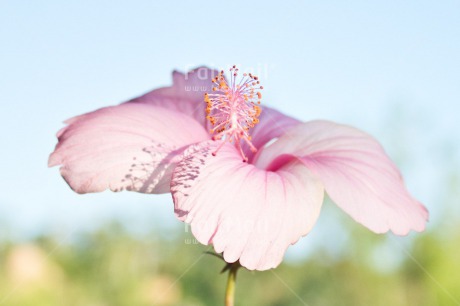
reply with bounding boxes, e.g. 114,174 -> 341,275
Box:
204,66 -> 263,162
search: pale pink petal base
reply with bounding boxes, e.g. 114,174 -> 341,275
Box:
171,141 -> 324,270
49,103 -> 209,194
255,120 -> 428,235
244,106 -> 301,162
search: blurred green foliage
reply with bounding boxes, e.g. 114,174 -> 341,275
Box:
0,220 -> 459,306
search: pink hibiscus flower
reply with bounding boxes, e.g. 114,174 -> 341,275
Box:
49,66 -> 428,271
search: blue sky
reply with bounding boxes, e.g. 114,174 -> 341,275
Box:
0,0 -> 459,257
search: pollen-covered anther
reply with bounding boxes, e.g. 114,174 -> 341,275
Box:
203,65 -> 263,161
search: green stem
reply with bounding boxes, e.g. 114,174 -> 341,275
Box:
225,262 -> 240,306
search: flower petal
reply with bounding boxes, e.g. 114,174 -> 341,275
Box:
254,120 -> 428,235
245,106 -> 301,161
171,141 -> 324,270
49,103 -> 209,194
128,67 -> 218,127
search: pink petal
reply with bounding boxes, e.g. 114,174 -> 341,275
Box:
49,103 -> 209,194
244,107 -> 301,161
254,120 -> 428,235
128,66 -> 218,127
171,141 -> 324,270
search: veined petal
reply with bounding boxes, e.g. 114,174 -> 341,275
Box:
254,120 -> 428,235
171,141 -> 324,271
49,103 -> 209,194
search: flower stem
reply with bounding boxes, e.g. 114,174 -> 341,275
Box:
225,262 -> 240,306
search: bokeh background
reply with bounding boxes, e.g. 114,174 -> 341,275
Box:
1,1 -> 459,305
